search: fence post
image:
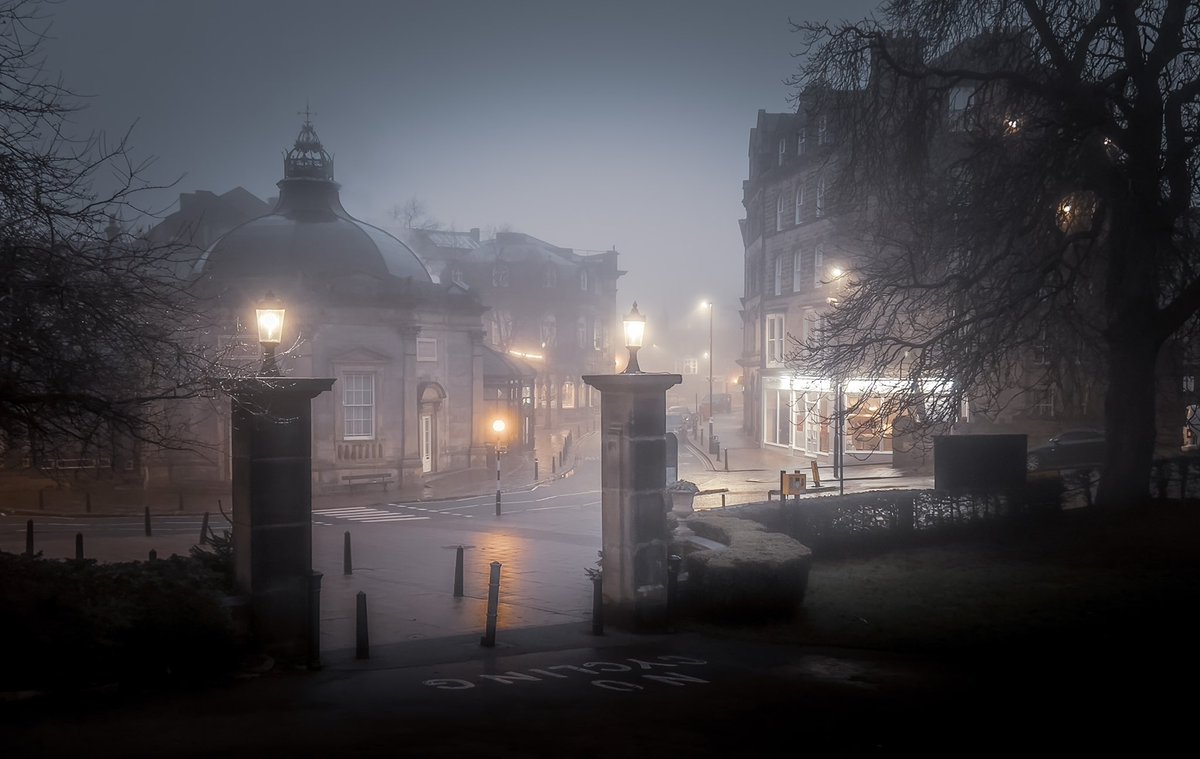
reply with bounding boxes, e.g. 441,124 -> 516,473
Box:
199,511 -> 210,545
724,448 -> 728,471
453,545 -> 464,597
355,591 -> 369,660
75,532 -> 84,560
480,561 -> 501,647
343,531 -> 353,575
144,507 -> 152,537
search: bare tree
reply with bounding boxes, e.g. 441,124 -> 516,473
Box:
391,195 -> 442,231
0,0 -> 233,468
789,1 -> 1200,507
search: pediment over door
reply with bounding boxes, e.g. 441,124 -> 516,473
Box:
329,346 -> 393,364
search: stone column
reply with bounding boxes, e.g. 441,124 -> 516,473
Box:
582,371 -> 682,632
224,377 -> 334,666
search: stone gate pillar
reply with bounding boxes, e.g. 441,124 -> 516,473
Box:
224,377 -> 335,666
582,371 -> 681,632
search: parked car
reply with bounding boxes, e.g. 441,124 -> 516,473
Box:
1026,428 -> 1106,471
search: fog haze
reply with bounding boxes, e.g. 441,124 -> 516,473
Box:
43,0 -> 879,351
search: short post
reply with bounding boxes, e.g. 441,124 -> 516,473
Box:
355,591 -> 369,660
724,448 -> 729,471
25,519 -> 33,556
666,554 -> 682,629
144,506 -> 152,537
453,545 -> 465,597
199,511 -> 210,545
343,531 -> 353,575
480,560 -> 501,647
810,460 -> 822,488
85,491 -> 92,513
534,458 -> 539,480
591,575 -> 604,636
148,549 -> 157,561
551,456 -> 556,474
37,489 -> 44,511
721,492 -> 726,509
75,532 -> 84,560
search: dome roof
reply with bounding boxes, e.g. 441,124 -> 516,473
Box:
195,121 -> 431,283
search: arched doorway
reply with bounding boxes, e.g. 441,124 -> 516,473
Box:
418,382 -> 446,474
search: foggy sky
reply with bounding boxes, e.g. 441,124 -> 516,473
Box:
42,0 -> 879,361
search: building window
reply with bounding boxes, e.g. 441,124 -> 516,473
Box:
562,381 -> 576,409
817,115 -> 828,145
778,137 -> 786,166
544,266 -> 557,288
775,193 -> 786,231
417,338 -> 437,362
681,358 -> 699,375
540,313 -> 556,347
593,319 -> 603,351
773,255 -> 783,296
577,317 -> 588,349
579,269 -> 589,291
948,85 -> 975,131
815,175 -> 825,218
493,264 -> 509,287
814,244 -> 824,288
792,250 -> 803,292
797,130 -> 805,156
343,373 -> 375,440
1033,327 -> 1050,365
1034,384 -> 1056,418
448,266 -> 464,286
766,314 -> 785,366
794,184 -> 804,224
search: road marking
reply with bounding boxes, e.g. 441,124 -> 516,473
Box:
355,515 -> 431,523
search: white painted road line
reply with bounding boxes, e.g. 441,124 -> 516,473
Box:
355,516 -> 431,523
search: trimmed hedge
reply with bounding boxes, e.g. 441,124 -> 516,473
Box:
0,547 -> 243,693
678,515 -> 812,623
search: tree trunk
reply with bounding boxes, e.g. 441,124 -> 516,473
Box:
1096,337 -> 1160,508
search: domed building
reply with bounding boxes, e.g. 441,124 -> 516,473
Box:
168,120 -> 507,492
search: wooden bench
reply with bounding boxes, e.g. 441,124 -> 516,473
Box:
342,473 -> 394,491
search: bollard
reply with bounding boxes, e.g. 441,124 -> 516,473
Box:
37,489 -> 44,511
666,554 -> 682,629
148,549 -> 157,561
343,531 -> 353,575
724,448 -> 729,471
721,492 -> 726,509
551,456 -> 556,474
480,560 -> 501,647
144,506 -> 152,537
355,591 -> 369,660
810,460 -> 822,488
534,458 -> 539,480
453,545 -> 465,597
591,575 -> 604,636
25,519 -> 33,556
199,511 -> 210,545
75,532 -> 84,560
85,491 -> 92,513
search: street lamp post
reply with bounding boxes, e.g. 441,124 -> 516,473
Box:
492,418 -> 506,516
704,301 -> 713,440
256,292 -> 285,377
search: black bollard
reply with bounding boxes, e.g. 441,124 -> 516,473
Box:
355,591 -> 369,660
75,532 -> 83,560
453,545 -> 464,597
199,511 -> 210,545
667,554 -> 682,630
480,561 -> 501,647
343,531 -> 353,575
591,576 -> 604,636
534,458 -> 539,480
721,492 -> 727,509
144,506 -> 151,537
551,456 -> 556,474
148,549 -> 157,561
724,448 -> 729,471
25,519 -> 33,556
37,489 -> 44,511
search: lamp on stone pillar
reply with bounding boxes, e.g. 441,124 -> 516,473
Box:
622,301 -> 646,374
256,293 -> 285,377
221,295 -> 334,668
584,303 -> 681,633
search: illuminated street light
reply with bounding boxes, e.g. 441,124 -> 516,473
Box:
702,300 -> 713,440
492,417 -> 507,516
256,292 -> 285,377
622,302 -> 646,374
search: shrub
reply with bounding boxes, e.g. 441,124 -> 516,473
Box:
0,550 -> 244,692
